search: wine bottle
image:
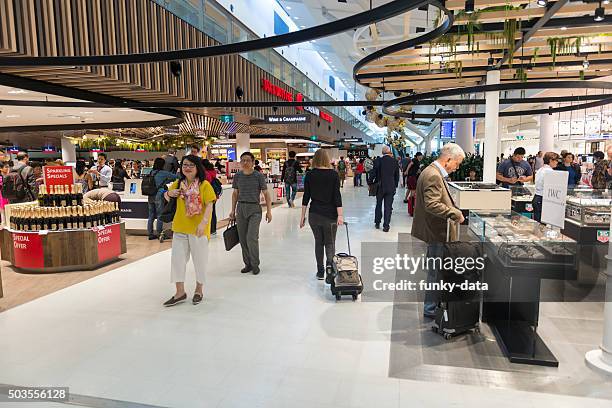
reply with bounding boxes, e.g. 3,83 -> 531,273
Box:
68,185 -> 75,206
35,208 -> 42,231
114,202 -> 120,223
18,208 -> 24,231
84,206 -> 92,229
22,208 -> 29,231
78,206 -> 85,229
76,183 -> 83,206
38,185 -> 47,207
47,185 -> 53,207
105,203 -> 112,224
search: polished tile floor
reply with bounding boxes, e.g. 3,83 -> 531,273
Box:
0,186 -> 610,408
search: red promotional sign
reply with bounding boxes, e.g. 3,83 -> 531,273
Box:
96,224 -> 122,262
43,166 -> 74,186
12,232 -> 44,269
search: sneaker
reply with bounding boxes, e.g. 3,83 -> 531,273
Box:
241,266 -> 252,274
316,270 -> 325,280
252,268 -> 260,275
163,293 -> 186,307
192,293 -> 203,305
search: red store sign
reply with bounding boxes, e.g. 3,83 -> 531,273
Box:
96,224 -> 122,263
261,78 -> 333,124
43,166 -> 74,187
12,232 -> 44,269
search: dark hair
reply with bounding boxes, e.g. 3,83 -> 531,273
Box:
513,147 -> 526,156
179,154 -> 206,182
468,167 -> 476,173
204,161 -> 214,171
16,152 -> 28,161
114,160 -> 124,169
415,152 -> 423,157
543,152 -> 560,165
1,161 -> 9,168
75,160 -> 87,176
255,159 -> 260,165
7,160 -> 14,167
240,151 -> 255,161
289,151 -> 296,158
594,151 -> 605,160
98,152 -> 107,160
561,152 -> 574,161
153,157 -> 165,171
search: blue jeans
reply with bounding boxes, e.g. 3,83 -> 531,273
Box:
285,182 -> 298,204
354,173 -> 362,186
147,199 -> 164,236
424,243 -> 444,316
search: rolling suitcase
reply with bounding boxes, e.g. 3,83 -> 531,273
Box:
431,220 -> 482,339
407,194 -> 415,216
326,223 -> 363,301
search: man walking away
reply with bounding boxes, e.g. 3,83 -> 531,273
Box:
337,157 -> 347,188
229,152 -> 273,275
281,151 -> 301,207
374,146 -> 400,232
5,152 -> 37,203
411,143 -> 465,318
163,148 -> 180,174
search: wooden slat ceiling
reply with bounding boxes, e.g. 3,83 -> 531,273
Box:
355,1 -> 612,92
0,0 -> 358,142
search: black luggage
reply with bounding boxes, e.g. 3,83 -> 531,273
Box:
326,223 -> 363,301
431,220 -> 482,340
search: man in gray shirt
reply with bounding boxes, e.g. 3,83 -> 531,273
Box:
229,152 -> 272,275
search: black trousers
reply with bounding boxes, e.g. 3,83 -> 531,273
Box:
532,194 -> 543,223
375,191 -> 395,228
308,211 -> 338,272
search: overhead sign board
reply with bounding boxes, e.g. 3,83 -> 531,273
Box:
264,115 -> 310,124
219,114 -> 234,123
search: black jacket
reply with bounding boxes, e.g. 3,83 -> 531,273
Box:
163,154 -> 179,173
374,155 -> 400,194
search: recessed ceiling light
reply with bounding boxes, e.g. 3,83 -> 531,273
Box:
294,16 -> 299,20
7,89 -> 28,94
286,6 -> 291,9
6,114 -> 20,118
561,26 -> 567,30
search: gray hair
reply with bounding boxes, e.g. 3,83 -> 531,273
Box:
382,145 -> 392,154
439,143 -> 465,160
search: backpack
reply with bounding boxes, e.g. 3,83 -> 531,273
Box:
141,170 -> 159,196
337,161 -> 346,172
210,177 -> 223,197
284,160 -> 298,184
2,167 -> 33,201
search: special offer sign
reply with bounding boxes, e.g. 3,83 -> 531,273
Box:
96,224 -> 122,263
12,232 -> 44,269
43,166 -> 74,186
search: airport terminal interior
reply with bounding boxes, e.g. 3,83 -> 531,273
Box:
0,0 -> 611,407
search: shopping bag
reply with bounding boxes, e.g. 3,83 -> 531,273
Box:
223,220 -> 240,251
158,197 -> 177,223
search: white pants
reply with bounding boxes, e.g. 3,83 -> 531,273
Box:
171,232 -> 209,284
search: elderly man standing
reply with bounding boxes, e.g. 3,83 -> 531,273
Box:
411,143 -> 466,318
374,145 -> 400,232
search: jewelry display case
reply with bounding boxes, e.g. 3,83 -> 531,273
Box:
510,185 -> 535,218
447,182 -> 511,211
565,193 -> 612,227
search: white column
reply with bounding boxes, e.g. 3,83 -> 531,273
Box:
456,106 -> 475,154
483,70 -> 501,183
61,136 -> 76,163
585,209 -> 612,374
539,112 -> 555,153
235,133 -> 250,159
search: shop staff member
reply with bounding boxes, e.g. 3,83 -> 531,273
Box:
163,155 -> 216,307
229,152 -> 272,275
496,147 -> 533,188
532,152 -> 560,223
88,153 -> 112,189
411,143 -> 465,318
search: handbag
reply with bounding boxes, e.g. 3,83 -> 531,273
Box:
223,220 -> 240,251
159,196 -> 177,223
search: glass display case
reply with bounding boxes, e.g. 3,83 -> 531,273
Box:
565,190 -> 612,227
469,210 -> 577,266
447,182 -> 511,211
510,184 -> 535,202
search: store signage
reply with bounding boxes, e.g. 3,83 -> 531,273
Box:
525,203 -> 534,212
43,166 -> 74,187
226,161 -> 242,181
119,201 -> 149,219
541,170 -> 569,228
597,230 -> 610,243
8,146 -> 19,153
262,78 -> 333,123
90,148 -> 104,153
264,115 -> 310,124
213,144 -> 233,148
12,232 -> 44,269
516,135 -> 525,141
219,114 -> 235,123
271,160 -> 281,176
96,224 -> 122,263
43,146 -> 56,153
341,137 -> 363,143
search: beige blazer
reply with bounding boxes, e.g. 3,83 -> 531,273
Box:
411,163 -> 463,243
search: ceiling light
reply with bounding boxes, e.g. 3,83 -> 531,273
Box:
286,6 -> 291,9
6,114 -> 20,118
537,0 -> 547,7
561,26 -> 567,30
583,58 -> 590,69
79,111 -> 94,114
595,3 -> 605,22
300,25 -> 305,28
7,89 -> 28,94
604,0 -> 610,4
293,16 -> 299,20
119,109 -> 135,112
465,0 -> 474,14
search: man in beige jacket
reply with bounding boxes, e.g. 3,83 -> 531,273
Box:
411,143 -> 465,317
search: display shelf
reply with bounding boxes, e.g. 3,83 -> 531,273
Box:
0,223 -> 127,273
448,182 -> 511,211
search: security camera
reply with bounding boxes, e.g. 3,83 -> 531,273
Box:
170,61 -> 182,77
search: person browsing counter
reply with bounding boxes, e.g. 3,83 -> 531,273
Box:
299,149 -> 344,280
163,155 -> 216,307
532,152 -> 560,223
229,152 -> 272,276
496,147 -> 533,188
88,153 -> 112,189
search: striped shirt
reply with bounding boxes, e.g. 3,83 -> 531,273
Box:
232,171 -> 266,203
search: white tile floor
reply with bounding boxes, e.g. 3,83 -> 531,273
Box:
0,185 -> 610,408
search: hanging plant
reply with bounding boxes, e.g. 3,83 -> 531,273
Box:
514,67 -> 528,82
503,18 -> 520,67
456,10 -> 482,52
548,37 -> 558,68
580,70 -> 585,80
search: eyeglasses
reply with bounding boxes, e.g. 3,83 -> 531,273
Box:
182,163 -> 196,169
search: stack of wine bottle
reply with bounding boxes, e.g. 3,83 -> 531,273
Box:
9,183 -> 121,232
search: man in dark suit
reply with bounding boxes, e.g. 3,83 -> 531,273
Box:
374,146 -> 400,232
